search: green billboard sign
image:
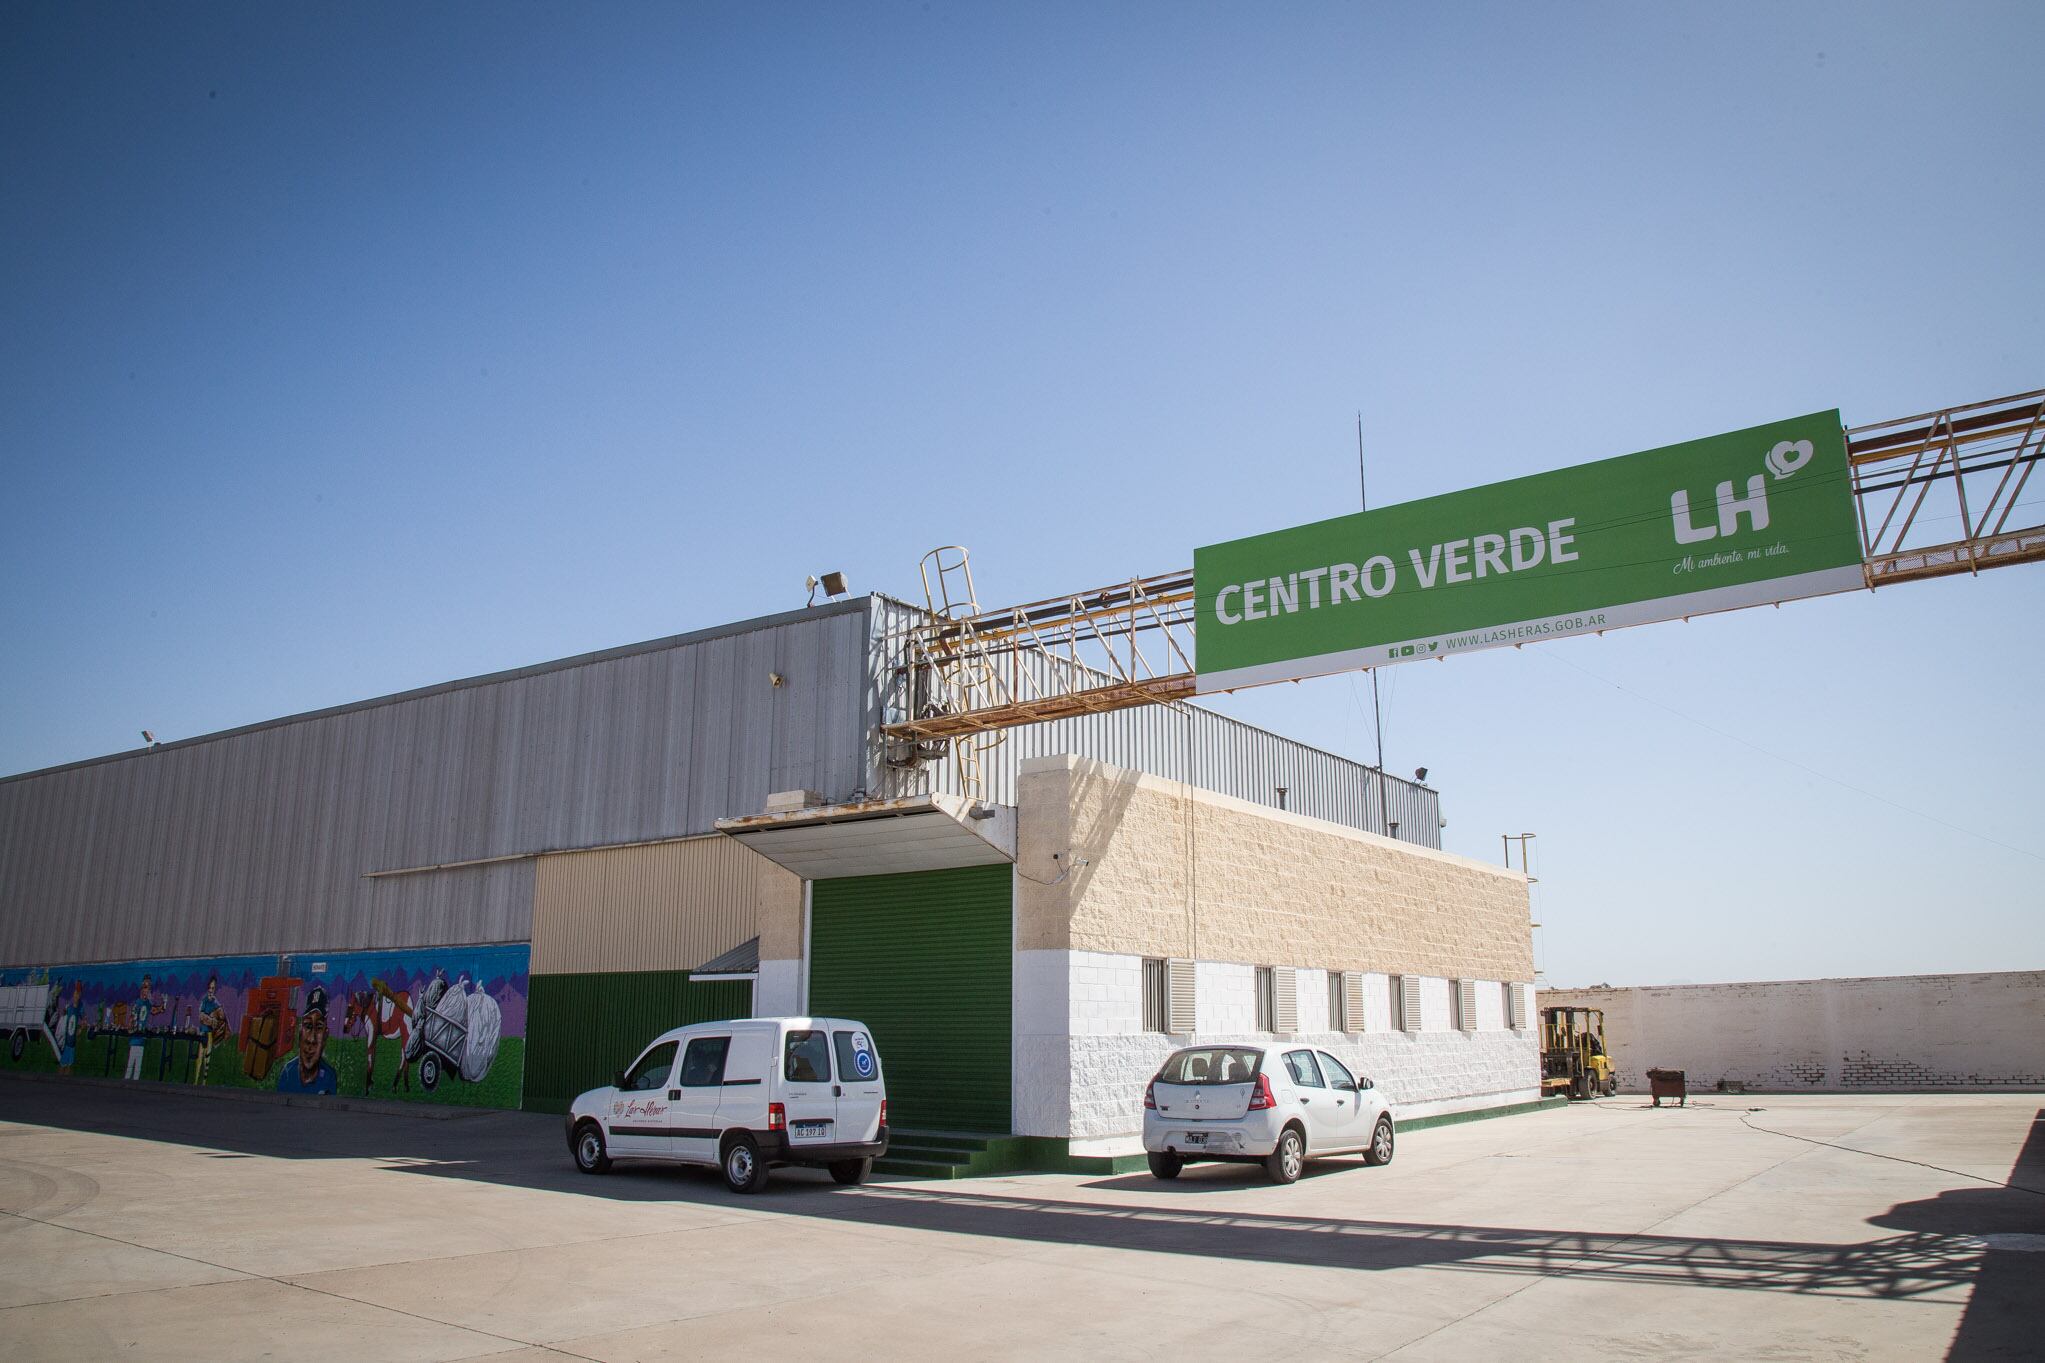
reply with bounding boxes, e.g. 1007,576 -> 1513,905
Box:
1194,410 -> 1866,692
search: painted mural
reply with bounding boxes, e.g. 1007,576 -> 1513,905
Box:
0,944 -> 529,1109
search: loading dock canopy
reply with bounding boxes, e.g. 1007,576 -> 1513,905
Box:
691,936 -> 759,980
715,794 -> 1016,878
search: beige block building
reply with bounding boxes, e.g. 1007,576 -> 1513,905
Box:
1011,756 -> 1538,1145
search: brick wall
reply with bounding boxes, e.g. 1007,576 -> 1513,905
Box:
1545,972 -> 2045,1093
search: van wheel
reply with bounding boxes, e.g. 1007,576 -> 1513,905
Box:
1147,1152 -> 1183,1180
1364,1115 -> 1395,1166
572,1122 -> 610,1175
829,1158 -> 870,1186
1265,1126 -> 1305,1184
723,1135 -> 768,1194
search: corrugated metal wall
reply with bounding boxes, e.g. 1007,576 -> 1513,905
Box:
0,603 -> 868,967
867,596 -> 1441,847
3,592 -> 1446,971
531,835 -> 779,975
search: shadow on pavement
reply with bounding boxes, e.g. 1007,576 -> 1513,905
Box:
1868,1106 -> 2045,1362
4,1075 -> 2038,1319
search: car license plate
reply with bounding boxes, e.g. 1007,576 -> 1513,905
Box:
1183,1132 -> 1206,1146
792,1120 -> 831,1139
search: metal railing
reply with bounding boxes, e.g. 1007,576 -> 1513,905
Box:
1848,388 -> 2045,585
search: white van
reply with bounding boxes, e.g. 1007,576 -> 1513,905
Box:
566,1016 -> 888,1193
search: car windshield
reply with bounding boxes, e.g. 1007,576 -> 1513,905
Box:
1157,1047 -> 1262,1085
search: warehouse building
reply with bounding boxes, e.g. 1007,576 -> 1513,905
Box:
0,594 -> 1537,1164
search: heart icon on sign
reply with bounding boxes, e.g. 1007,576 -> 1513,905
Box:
1766,439 -> 1814,480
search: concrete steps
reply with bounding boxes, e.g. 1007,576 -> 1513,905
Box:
873,1130 -> 1005,1179
873,1129 -> 1151,1179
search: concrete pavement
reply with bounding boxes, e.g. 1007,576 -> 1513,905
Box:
2,1077 -> 2039,1360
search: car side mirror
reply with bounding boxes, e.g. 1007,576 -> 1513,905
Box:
1358,1077 -> 1374,1090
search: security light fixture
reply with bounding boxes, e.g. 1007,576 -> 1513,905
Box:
805,571 -> 850,606
140,730 -> 157,747
1413,767 -> 1428,782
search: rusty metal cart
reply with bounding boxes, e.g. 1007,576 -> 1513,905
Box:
1647,1067 -> 1688,1106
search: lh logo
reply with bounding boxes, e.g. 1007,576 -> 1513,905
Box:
1669,439 -> 1813,545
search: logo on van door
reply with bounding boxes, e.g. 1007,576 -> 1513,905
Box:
850,1032 -> 875,1079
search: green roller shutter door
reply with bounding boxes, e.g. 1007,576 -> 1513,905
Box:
809,864 -> 1011,1134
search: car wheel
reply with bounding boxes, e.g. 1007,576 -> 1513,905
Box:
723,1135 -> 768,1194
572,1122 -> 611,1175
1147,1152 -> 1183,1180
829,1158 -> 871,1186
1264,1126 -> 1305,1184
1363,1115 -> 1395,1166
419,1053 -> 440,1090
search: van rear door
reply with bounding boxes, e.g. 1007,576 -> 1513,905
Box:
780,1026 -> 839,1149
831,1026 -> 884,1142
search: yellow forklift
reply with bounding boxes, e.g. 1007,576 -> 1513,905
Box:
1541,1006 -> 1616,1099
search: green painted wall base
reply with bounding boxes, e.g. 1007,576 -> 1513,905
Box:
1395,1095 -> 1571,1132
522,971 -> 751,1114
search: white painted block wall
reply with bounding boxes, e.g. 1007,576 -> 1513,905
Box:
1021,949 -> 1541,1141
755,959 -> 801,1017
1546,972 -> 2045,1093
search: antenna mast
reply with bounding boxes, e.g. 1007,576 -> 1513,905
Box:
1360,413 -> 1391,839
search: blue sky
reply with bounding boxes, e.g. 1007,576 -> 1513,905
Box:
4,4 -> 2039,985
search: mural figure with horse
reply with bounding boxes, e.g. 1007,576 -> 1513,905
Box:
344,977 -> 414,1093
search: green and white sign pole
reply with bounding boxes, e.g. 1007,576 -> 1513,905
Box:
1193,411 -> 1867,693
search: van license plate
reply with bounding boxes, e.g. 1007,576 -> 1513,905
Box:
792,1121 -> 831,1139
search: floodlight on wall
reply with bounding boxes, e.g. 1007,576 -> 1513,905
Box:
140,730 -> 157,748
805,571 -> 850,606
1413,767 -> 1428,782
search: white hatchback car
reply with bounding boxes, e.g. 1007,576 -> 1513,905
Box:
1143,1043 -> 1394,1183
567,1016 -> 888,1193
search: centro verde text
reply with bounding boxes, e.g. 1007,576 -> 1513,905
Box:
1212,519 -> 1581,625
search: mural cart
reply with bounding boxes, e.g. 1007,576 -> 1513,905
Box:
0,981 -> 58,1062
408,978 -> 503,1091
